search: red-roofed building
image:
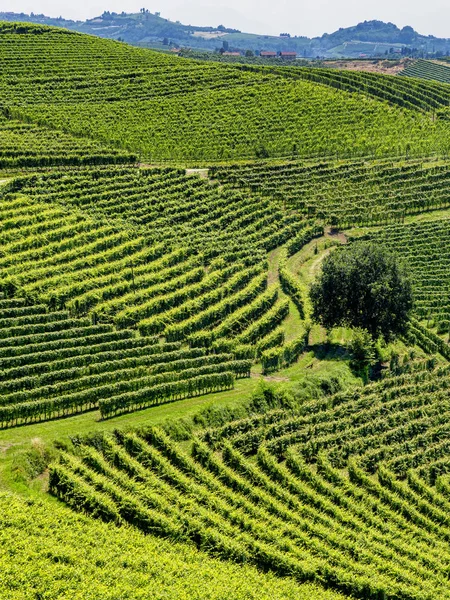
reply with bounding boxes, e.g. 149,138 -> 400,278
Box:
279,51 -> 297,60
260,51 -> 277,58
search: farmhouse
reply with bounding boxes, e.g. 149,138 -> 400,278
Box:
260,51 -> 277,58
279,51 -> 297,60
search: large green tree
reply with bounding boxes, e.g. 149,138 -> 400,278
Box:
310,242 -> 413,339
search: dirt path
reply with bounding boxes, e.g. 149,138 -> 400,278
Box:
308,248 -> 333,280
325,59 -> 409,75
324,226 -> 348,244
186,168 -> 209,180
267,246 -> 283,287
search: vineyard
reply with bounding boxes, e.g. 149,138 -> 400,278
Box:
400,59 -> 450,85
357,216 -> 450,332
0,298 -> 256,427
6,167 -> 304,248
1,25 -> 450,162
212,156 -> 450,227
1,20 -> 450,600
0,114 -> 135,169
271,64 -> 450,111
49,358 -> 450,600
0,492 -> 347,600
0,164 -> 318,428
16,79 -> 450,162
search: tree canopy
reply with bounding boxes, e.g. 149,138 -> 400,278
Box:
310,241 -> 413,339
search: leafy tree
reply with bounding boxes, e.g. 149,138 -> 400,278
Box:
310,242 -> 413,339
349,327 -> 376,383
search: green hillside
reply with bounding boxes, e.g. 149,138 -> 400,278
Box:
2,12 -> 450,58
1,22 -> 450,600
401,58 -> 450,83
2,24 -> 450,163
50,358 -> 450,600
20,78 -> 449,162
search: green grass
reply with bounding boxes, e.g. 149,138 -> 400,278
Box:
266,245 -> 306,342
281,297 -> 305,342
0,378 -> 259,494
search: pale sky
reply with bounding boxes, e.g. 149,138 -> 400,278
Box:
2,0 -> 450,39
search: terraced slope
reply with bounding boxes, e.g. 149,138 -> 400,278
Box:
0,165 -> 316,427
8,167 -> 303,249
358,216 -> 450,345
50,360 -> 450,600
0,168 -> 297,325
400,59 -> 450,85
0,298 -> 252,427
213,157 -> 450,227
1,24 -> 450,163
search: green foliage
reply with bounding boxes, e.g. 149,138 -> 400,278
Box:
349,328 -> 376,365
0,294 -> 261,428
0,493 -> 343,600
0,114 -> 135,168
362,217 -> 450,328
310,242 -> 413,339
50,359 -> 450,600
261,329 -> 310,374
349,328 -> 377,382
212,157 -> 450,227
10,438 -> 57,484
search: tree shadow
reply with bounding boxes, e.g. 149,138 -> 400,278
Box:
307,341 -> 351,362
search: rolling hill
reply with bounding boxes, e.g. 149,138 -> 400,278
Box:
1,21 -> 450,600
2,11 -> 450,57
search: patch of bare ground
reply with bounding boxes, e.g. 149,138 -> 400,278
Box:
325,58 -> 412,75
0,442 -> 16,454
251,373 -> 290,382
324,226 -> 348,245
429,59 -> 450,68
186,168 -> 209,179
